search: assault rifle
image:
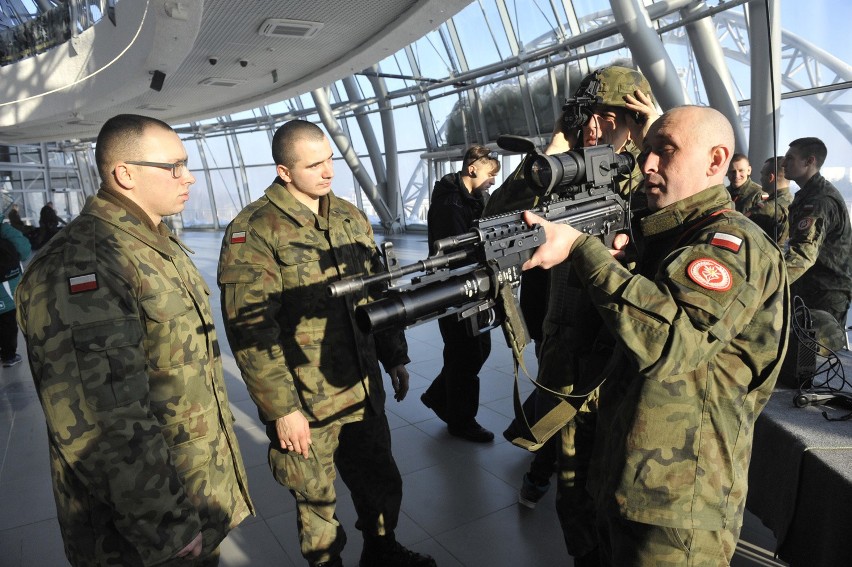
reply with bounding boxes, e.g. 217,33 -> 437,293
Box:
327,135 -> 635,339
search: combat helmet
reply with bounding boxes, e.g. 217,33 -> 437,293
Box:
562,65 -> 654,129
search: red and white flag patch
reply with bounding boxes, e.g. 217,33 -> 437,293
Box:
710,232 -> 742,253
687,258 -> 732,291
69,273 -> 98,294
230,231 -> 247,244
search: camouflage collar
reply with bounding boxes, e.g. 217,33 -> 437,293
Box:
85,192 -> 180,257
266,180 -> 347,229
640,184 -> 732,237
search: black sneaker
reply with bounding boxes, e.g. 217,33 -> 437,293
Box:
518,473 -> 550,509
447,420 -> 494,443
2,354 -> 22,367
360,540 -> 436,567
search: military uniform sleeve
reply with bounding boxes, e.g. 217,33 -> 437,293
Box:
361,221 -> 409,370
218,223 -> 301,422
785,198 -> 833,284
16,259 -> 201,565
570,230 -> 781,380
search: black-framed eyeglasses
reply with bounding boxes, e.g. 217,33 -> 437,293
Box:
125,160 -> 188,179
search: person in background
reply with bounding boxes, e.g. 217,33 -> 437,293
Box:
745,156 -> 793,244
522,105 -> 788,566
218,119 -> 436,567
783,136 -> 852,343
17,114 -> 253,566
726,153 -> 765,214
0,203 -> 31,367
420,144 -> 500,443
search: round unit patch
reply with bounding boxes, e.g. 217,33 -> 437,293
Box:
687,258 -> 733,291
797,217 -> 815,231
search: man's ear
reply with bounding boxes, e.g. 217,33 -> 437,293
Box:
276,164 -> 291,183
708,145 -> 732,177
112,163 -> 136,190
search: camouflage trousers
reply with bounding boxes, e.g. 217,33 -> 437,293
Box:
597,505 -> 740,567
791,286 -> 851,330
268,414 -> 403,566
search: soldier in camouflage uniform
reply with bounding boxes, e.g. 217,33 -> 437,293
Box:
16,114 -> 253,566
745,156 -> 793,244
523,106 -> 789,565
217,120 -> 436,567
495,65 -> 658,566
726,153 -> 766,214
783,137 -> 852,341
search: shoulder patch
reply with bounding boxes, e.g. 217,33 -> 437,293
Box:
230,231 -> 247,244
709,232 -> 742,253
687,258 -> 733,291
796,217 -> 814,231
69,273 -> 98,294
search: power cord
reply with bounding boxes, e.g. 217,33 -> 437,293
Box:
789,296 -> 852,421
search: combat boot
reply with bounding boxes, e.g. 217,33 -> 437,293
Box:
359,534 -> 436,567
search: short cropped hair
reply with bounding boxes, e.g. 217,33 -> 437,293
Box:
95,114 -> 173,181
461,145 -> 500,174
789,137 -> 828,168
271,120 -> 325,168
730,153 -> 749,165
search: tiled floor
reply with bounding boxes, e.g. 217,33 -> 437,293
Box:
0,230 -> 786,566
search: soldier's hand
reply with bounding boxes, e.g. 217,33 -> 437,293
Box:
175,532 -> 202,560
276,410 -> 312,458
622,89 -> 658,146
545,112 -> 576,155
388,364 -> 410,401
521,211 -> 583,269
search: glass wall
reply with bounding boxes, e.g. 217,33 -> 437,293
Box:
2,0 -> 851,229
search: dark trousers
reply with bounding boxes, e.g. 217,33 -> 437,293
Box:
423,316 -> 491,426
0,309 -> 18,360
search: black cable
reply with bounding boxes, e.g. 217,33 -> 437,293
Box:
791,297 -> 852,421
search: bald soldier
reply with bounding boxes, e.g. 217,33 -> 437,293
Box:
17,114 -> 253,566
523,106 -> 789,565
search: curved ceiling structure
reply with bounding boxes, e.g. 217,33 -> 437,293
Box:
0,0 -> 471,144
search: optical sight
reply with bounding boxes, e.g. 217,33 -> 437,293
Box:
524,145 -> 635,198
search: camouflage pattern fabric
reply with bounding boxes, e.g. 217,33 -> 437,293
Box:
597,503 -> 739,567
218,181 -> 408,426
268,415 -> 402,565
218,181 -> 408,563
16,191 -> 253,566
785,172 -> 852,318
728,177 -> 765,215
577,184 -> 789,534
745,185 -> 792,244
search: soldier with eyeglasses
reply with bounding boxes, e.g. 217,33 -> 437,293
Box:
16,113 -> 254,566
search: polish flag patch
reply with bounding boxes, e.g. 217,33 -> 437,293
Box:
230,231 -> 247,244
710,232 -> 742,253
687,258 -> 732,291
68,273 -> 98,294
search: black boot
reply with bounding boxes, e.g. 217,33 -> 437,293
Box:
360,534 -> 436,567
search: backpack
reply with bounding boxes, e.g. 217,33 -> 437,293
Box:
0,235 -> 22,282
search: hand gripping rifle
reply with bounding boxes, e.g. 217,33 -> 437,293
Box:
327,135 -> 634,342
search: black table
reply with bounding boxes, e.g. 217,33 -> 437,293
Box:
747,376 -> 852,567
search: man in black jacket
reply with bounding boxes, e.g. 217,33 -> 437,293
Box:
421,145 -> 500,442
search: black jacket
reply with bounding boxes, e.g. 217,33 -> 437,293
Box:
427,173 -> 488,251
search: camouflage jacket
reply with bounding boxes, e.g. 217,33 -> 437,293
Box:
16,191 -> 253,566
728,177 -> 765,214
785,173 -> 852,295
745,185 -> 792,244
218,180 -> 408,433
576,184 -> 789,530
